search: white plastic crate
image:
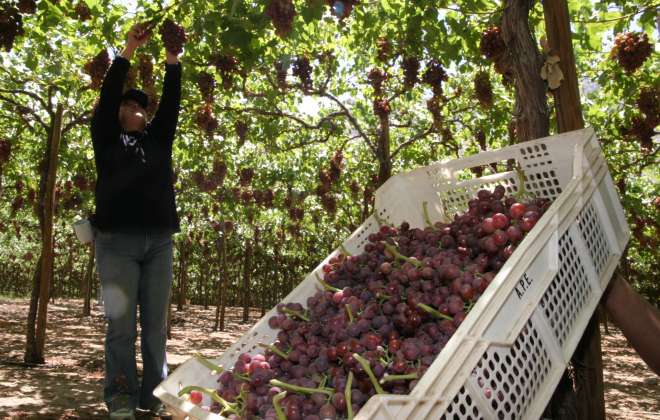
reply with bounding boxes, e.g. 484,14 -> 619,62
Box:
155,127 -> 629,420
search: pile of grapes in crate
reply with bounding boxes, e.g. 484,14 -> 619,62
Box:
181,185 -> 551,419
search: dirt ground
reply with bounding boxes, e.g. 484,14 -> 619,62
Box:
0,298 -> 657,419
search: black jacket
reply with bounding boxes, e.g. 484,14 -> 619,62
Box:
90,56 -> 182,233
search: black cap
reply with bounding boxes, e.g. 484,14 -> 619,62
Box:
121,88 -> 149,109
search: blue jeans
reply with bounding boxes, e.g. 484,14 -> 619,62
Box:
95,230 -> 173,412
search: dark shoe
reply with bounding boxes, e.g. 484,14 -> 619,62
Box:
147,403 -> 173,419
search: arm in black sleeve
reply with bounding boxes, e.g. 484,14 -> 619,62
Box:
91,56 -> 130,139
149,62 -> 182,144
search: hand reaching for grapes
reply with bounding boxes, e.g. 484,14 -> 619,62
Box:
127,23 -> 151,49
120,23 -> 151,60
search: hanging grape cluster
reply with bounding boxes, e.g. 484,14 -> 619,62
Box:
422,59 -> 447,96
376,37 -> 391,62
197,71 -> 216,103
212,54 -> 239,90
612,32 -> 653,73
195,104 -> 219,136
367,68 -> 387,97
83,49 -> 110,90
293,56 -> 313,92
265,0 -> 296,38
73,1 -> 91,21
474,71 -> 493,108
159,18 -> 186,55
480,26 -> 506,60
138,54 -> 154,88
239,167 -> 255,187
373,98 -> 391,118
401,56 -> 419,90
235,120 -> 249,146
637,85 -> 659,126
17,0 -> 36,14
0,3 -> 24,52
0,139 -> 11,167
621,85 -> 659,151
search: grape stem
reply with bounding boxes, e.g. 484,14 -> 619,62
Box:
422,201 -> 433,228
380,372 -> 419,383
282,307 -> 310,322
177,386 -> 237,415
193,353 -> 223,374
269,379 -> 334,397
258,343 -> 289,360
315,273 -> 341,292
345,304 -> 354,323
382,243 -> 422,267
273,390 -> 287,420
514,163 -> 535,201
345,371 -> 354,420
352,353 -> 386,394
417,303 -> 454,321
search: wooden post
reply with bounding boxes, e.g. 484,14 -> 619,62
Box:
543,2 -> 604,419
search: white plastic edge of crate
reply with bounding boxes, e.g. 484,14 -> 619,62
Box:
154,127 -> 629,420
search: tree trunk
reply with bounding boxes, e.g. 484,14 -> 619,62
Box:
543,0 -> 584,132
542,2 -> 605,419
82,245 -> 94,316
376,114 -> 391,186
214,232 -> 227,331
501,0 -> 550,142
33,104 -> 64,364
24,255 -> 42,364
242,240 -> 253,323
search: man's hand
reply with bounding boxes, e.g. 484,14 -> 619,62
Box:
165,50 -> 180,65
120,23 -> 151,60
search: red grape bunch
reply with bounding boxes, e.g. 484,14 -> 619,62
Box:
265,0 -> 296,38
159,18 -> 186,56
212,54 -> 239,90
195,104 -> 218,136
0,139 -> 11,166
480,26 -> 506,61
422,59 -> 448,96
197,71 -> 216,103
367,68 -> 387,97
182,184 -> 551,419
373,98 -> 391,118
474,71 -> 493,108
612,32 -> 653,73
402,56 -> 420,90
74,1 -> 92,21
235,120 -> 249,145
637,85 -> 659,127
376,37 -> 391,62
0,4 -> 24,52
17,0 -> 36,14
293,56 -> 313,92
83,49 -> 111,90
138,54 -> 154,88
239,167 -> 255,187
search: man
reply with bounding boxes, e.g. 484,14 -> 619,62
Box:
90,23 -> 182,419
